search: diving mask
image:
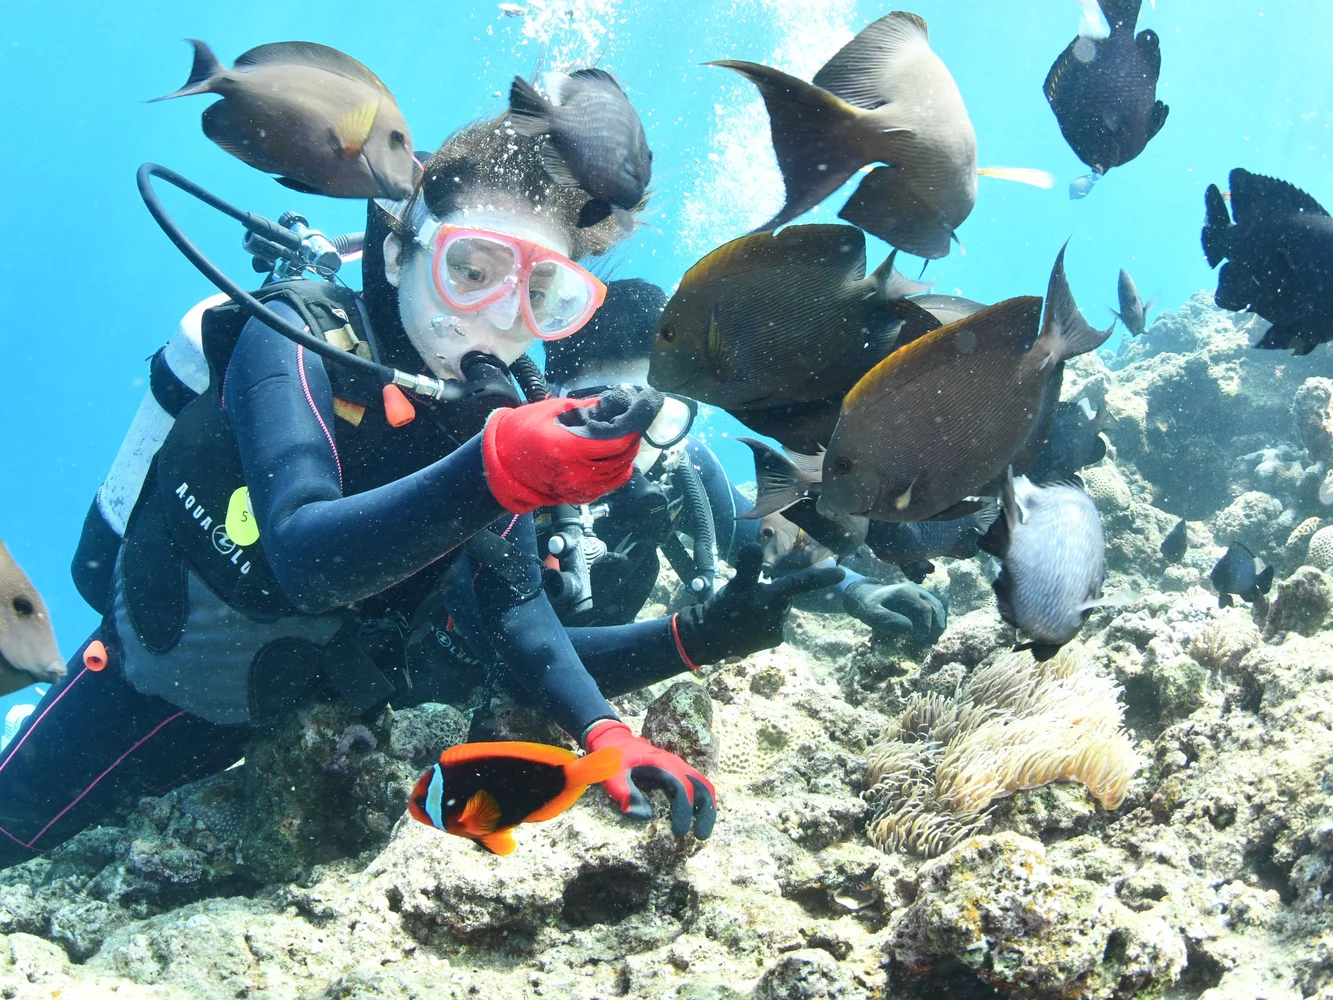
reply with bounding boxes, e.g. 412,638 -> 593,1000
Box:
415,219 -> 607,340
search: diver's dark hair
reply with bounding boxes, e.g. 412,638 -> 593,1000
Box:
391,111 -> 632,261
544,278 -> 666,384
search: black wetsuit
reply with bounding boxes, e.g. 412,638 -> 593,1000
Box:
0,304 -> 702,868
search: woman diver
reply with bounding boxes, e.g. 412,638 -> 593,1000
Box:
0,115 -> 834,868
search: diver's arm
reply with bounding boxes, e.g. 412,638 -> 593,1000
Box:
224,305 -> 507,613
565,618 -> 695,699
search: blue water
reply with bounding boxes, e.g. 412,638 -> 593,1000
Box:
2,0 -> 1332,688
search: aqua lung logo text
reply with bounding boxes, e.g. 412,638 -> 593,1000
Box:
175,482 -> 251,575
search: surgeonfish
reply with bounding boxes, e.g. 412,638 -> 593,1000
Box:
739,439 -> 868,557
979,470 -> 1107,661
1209,545 -> 1274,609
151,40 -> 415,200
818,243 -> 1112,523
509,69 -> 652,229
1111,268 -> 1154,336
1160,518 -> 1188,563
1044,0 -> 1168,195
0,541 -> 65,697
648,225 -> 933,411
1202,168 -> 1333,355
408,741 -> 623,855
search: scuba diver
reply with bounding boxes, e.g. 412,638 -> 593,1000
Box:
0,117 -> 840,868
539,278 -> 949,643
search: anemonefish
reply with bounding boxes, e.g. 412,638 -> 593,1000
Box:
408,741 -> 622,855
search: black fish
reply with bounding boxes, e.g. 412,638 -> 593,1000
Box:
1160,518 -> 1187,563
1111,269 -> 1153,336
1044,0 -> 1168,190
863,504 -> 999,582
1202,168 -> 1333,355
1026,395 -> 1107,483
1209,545 -> 1273,608
509,69 -> 652,229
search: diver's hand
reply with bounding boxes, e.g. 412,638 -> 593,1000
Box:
583,720 -> 716,839
673,544 -> 844,665
843,580 -> 947,644
482,389 -> 661,514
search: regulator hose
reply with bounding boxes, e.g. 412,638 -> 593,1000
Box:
508,354 -> 550,403
671,456 -> 717,600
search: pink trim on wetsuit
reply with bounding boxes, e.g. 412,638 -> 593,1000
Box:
297,345 -> 343,492
670,613 -> 701,672
0,667 -> 87,779
26,711 -> 186,848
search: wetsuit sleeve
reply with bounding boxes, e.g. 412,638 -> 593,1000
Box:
565,618 -> 696,700
223,304 -> 507,613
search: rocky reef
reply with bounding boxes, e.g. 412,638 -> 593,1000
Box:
6,297 -> 1333,998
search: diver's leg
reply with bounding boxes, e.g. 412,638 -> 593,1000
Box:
0,630 -> 247,868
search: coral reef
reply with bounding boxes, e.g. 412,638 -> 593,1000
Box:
7,298 -> 1333,998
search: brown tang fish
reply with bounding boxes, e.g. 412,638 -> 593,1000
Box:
818,243 -> 1111,522
648,224 -> 929,410
151,40 -> 415,200
710,13 -> 980,259
0,541 -> 65,697
408,741 -> 622,855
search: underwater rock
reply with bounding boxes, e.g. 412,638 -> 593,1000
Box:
385,702 -> 469,769
1293,377 -> 1333,465
1264,566 -> 1333,638
1212,490 -> 1284,554
922,608 -> 1009,674
1079,462 -> 1134,512
1308,525 -> 1333,570
752,948 -> 866,999
641,680 -> 717,773
884,832 -> 1186,999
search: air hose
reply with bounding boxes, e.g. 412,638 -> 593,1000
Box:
136,163 -> 460,404
508,354 -> 550,402
669,457 -> 717,600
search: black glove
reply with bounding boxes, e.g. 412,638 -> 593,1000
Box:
674,543 -> 844,664
557,385 -> 664,439
843,580 -> 947,644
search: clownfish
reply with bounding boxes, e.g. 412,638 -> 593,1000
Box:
408,741 -> 622,855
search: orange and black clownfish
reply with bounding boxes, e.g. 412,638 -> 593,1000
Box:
408,741 -> 623,855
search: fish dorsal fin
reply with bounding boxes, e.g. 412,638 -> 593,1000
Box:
785,447 -> 826,479
738,437 -> 819,518
438,740 -> 577,768
1229,168 -> 1330,223
332,98 -> 381,156
479,828 -> 518,855
886,298 -> 943,348
679,226 -> 867,295
234,42 -> 389,93
456,790 -> 502,835
569,67 -> 622,91
1043,45 -> 1076,107
812,11 -> 931,110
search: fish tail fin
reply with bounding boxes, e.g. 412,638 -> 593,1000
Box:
1218,593 -> 1234,608
739,437 -> 818,518
521,747 -> 622,824
706,60 -> 868,232
149,39 -> 223,102
1202,184 -> 1233,267
1257,565 -> 1275,596
871,249 -> 934,301
563,747 -> 624,787
1041,241 -> 1113,362
1096,0 -> 1143,32
978,166 -> 1056,190
508,75 -> 553,135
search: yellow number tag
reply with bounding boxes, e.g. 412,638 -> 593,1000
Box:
225,487 -> 260,546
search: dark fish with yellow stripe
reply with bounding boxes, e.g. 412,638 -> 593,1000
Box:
151,40 -> 415,199
648,224 -> 931,411
408,741 -> 622,855
818,244 -> 1111,522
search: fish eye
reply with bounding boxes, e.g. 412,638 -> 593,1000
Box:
659,327 -> 676,343
391,130 -> 406,146
832,457 -> 854,475
759,527 -> 773,540
11,596 -> 33,617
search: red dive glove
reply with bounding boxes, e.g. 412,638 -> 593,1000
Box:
584,720 -> 717,839
482,387 -> 664,514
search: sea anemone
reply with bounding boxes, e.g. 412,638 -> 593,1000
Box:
863,645 -> 1138,858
